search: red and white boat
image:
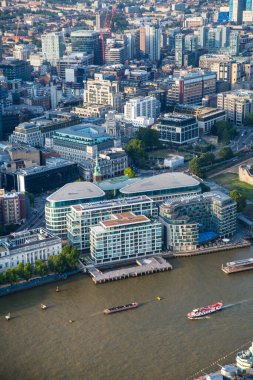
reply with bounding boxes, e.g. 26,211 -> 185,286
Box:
187,301 -> 223,319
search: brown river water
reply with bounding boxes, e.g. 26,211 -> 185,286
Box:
1,246 -> 253,380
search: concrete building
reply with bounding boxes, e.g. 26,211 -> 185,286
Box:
90,212 -> 162,264
229,0 -> 246,24
160,192 -> 237,252
139,24 -> 161,62
67,195 -> 157,251
175,33 -> 185,68
104,39 -> 126,65
41,32 -> 65,66
83,74 -> 122,111
217,90 -> 253,126
45,182 -> 105,238
197,108 -> 226,135
120,172 -> 201,203
239,164 -> 253,185
70,30 -> 101,65
0,228 -> 62,272
167,69 -> 217,107
124,96 -> 160,125
51,124 -> 114,162
0,188 -> 26,226
229,31 -> 240,55
9,122 -> 43,147
155,113 -> 199,145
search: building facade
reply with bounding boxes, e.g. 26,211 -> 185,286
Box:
217,90 -> 253,126
0,188 -> 26,226
0,228 -> 62,272
159,192 -> 237,252
90,212 -> 162,264
41,32 -> 65,66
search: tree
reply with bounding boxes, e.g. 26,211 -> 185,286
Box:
5,269 -> 18,284
23,262 -> 34,281
219,146 -> 234,160
0,272 -> 5,285
244,114 -> 253,127
229,190 -> 246,211
35,259 -> 49,277
124,167 -> 135,178
136,128 -> 161,150
211,121 -> 236,144
125,139 -> 146,167
189,157 -> 204,178
198,152 -> 215,166
16,262 -> 25,279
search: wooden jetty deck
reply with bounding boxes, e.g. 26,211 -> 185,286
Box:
172,240 -> 250,257
87,256 -> 172,284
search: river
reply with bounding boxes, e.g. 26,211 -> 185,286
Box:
1,246 -> 253,380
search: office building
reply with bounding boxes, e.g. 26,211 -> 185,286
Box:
83,74 -> 122,111
229,0 -> 246,24
0,228 -> 62,272
217,90 -> 253,126
0,60 -> 32,81
175,33 -> 185,68
124,96 -> 160,125
9,122 -> 43,147
0,189 -> 26,226
167,69 -> 217,107
90,212 -> 162,265
51,124 -> 114,162
70,30 -> 102,65
41,32 -> 65,66
45,182 -> 105,237
67,195 -> 157,251
155,113 -> 199,145
119,172 -> 201,203
185,35 -> 198,52
197,108 -> 226,135
105,39 -> 126,65
229,31 -> 239,55
160,192 -> 237,252
139,24 -> 161,62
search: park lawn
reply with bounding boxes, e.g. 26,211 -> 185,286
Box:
213,172 -> 253,201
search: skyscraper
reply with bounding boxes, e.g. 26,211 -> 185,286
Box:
246,0 -> 252,10
70,30 -> 102,65
175,33 -> 185,67
139,24 -> 161,62
41,32 -> 65,66
229,0 -> 246,24
229,31 -> 239,55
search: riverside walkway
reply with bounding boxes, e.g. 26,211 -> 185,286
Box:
87,256 -> 172,284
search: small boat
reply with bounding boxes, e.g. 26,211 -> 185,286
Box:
5,313 -> 11,321
187,301 -> 223,319
222,258 -> 253,274
40,304 -> 47,310
104,302 -> 139,315
156,296 -> 161,301
56,286 -> 59,292
68,319 -> 74,324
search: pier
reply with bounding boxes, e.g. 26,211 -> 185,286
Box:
87,256 -> 172,284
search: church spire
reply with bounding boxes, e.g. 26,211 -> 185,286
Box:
93,155 -> 102,183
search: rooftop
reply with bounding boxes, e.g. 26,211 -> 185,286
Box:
100,212 -> 150,228
120,172 -> 200,195
162,191 -> 234,208
54,124 -> 112,140
47,182 -> 105,203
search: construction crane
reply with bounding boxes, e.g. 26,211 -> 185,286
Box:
99,1 -> 117,64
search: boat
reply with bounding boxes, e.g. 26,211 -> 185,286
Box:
156,296 -> 162,301
187,301 -> 223,319
103,302 -> 139,315
5,313 -> 11,321
40,304 -> 47,310
56,286 -> 59,292
222,258 -> 253,274
236,342 -> 253,370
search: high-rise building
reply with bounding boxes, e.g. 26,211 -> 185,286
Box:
139,24 -> 161,62
0,189 -> 26,226
229,0 -> 246,24
160,192 -> 237,252
125,30 -> 140,60
246,0 -> 253,9
104,39 -> 126,65
90,212 -> 162,265
70,30 -> 102,65
229,31 -> 239,55
83,74 -> 122,111
175,33 -> 185,67
0,60 -> 32,81
124,96 -> 160,122
41,32 -> 65,66
185,35 -> 198,52
217,89 -> 253,126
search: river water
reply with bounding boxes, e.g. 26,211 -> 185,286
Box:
1,246 -> 253,380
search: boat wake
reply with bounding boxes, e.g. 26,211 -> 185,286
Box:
222,299 -> 250,309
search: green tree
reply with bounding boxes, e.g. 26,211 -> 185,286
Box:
0,272 -> 5,285
35,259 -> 49,277
198,152 -> 215,166
16,262 -> 25,279
125,139 -> 146,167
219,146 -> 234,160
189,157 -> 204,178
5,269 -> 18,284
229,189 -> 246,211
23,262 -> 34,281
136,128 -> 161,150
124,167 -> 135,178
211,121 -> 236,144
244,114 -> 253,127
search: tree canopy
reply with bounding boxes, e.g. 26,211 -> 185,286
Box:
219,146 -> 234,160
229,189 -> 246,211
124,167 -> 135,178
136,128 -> 161,150
211,121 -> 236,144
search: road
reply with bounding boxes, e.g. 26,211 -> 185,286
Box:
17,193 -> 47,232
207,152 -> 253,178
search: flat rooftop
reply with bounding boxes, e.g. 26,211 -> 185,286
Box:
120,172 -> 200,195
101,212 -> 149,228
47,182 -> 105,203
162,191 -> 234,208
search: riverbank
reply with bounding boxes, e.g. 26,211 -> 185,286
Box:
0,269 -> 80,297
